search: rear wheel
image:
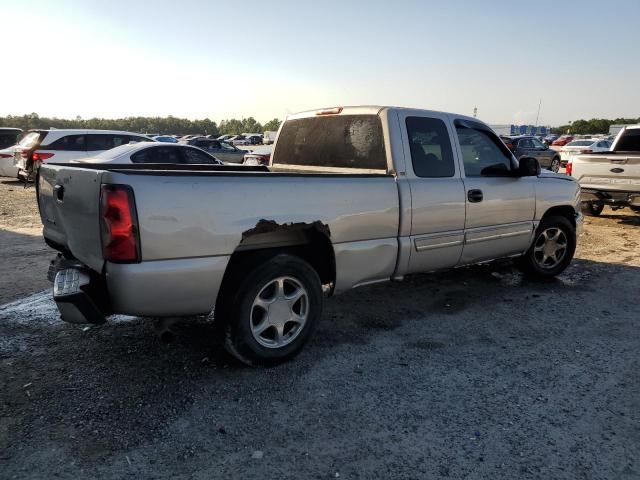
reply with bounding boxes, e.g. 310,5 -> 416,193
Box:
583,202 -> 604,216
220,254 -> 323,366
516,215 -> 576,278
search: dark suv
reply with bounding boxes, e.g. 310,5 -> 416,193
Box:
501,135 -> 562,172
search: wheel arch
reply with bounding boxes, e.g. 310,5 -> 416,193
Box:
540,205 -> 576,227
215,221 -> 336,316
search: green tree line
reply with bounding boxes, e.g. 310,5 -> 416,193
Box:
554,117 -> 640,135
0,113 -> 282,136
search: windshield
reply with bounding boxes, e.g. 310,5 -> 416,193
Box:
567,140 -> 594,146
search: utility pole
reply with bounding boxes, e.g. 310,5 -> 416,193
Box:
473,107 -> 477,118
535,99 -> 542,126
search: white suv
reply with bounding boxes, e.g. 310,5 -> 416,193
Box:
14,129 -> 154,180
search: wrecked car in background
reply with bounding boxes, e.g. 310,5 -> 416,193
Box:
37,106 -> 583,365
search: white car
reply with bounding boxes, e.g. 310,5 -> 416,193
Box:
560,139 -> 611,164
14,129 -> 154,179
0,146 -> 19,178
263,131 -> 278,145
76,142 -> 223,165
0,128 -> 22,178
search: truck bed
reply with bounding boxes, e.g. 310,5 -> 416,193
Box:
38,163 -> 401,315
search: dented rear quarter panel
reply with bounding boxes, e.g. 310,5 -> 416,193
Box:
102,171 -> 400,260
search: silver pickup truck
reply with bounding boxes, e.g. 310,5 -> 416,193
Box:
37,106 -> 583,365
568,125 -> 640,216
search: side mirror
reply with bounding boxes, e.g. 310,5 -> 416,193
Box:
517,157 -> 541,177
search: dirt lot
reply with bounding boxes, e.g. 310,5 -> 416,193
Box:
1,177 -> 639,479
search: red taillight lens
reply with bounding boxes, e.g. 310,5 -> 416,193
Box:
316,107 -> 343,115
100,185 -> 140,263
505,142 -> 514,150
566,162 -> 573,176
0,153 -> 12,158
32,151 -> 54,162
580,149 -> 592,154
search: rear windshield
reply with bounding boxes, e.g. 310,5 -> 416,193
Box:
18,131 -> 44,149
274,115 -> 387,170
615,129 -> 640,151
567,140 -> 593,146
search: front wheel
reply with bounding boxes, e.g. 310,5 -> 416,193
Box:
550,157 -> 561,173
516,216 -> 576,278
221,254 -> 323,366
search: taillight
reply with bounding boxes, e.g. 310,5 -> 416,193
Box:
20,148 -> 30,159
505,142 -> 514,151
566,162 -> 572,176
316,107 -> 343,115
100,185 -> 140,263
0,153 -> 12,158
32,151 -> 54,162
580,149 -> 592,154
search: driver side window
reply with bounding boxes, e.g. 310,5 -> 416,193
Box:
455,124 -> 514,177
531,138 -> 545,149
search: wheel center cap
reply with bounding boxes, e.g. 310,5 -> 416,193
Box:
269,300 -> 292,325
544,240 -> 557,256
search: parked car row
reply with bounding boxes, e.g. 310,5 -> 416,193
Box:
12,129 -> 155,180
0,126 -> 281,179
500,135 -> 562,172
179,137 -> 247,163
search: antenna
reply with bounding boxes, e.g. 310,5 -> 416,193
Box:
535,99 -> 542,126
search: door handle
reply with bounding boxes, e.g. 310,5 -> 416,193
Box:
468,189 -> 483,203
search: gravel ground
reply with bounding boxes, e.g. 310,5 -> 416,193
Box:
0,177 -> 639,479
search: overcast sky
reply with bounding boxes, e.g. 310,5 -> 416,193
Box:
2,0 -> 638,125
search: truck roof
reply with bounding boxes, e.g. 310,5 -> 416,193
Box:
287,105 -> 481,125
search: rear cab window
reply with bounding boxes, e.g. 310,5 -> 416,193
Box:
273,114 -> 387,172
406,116 -> 455,177
614,129 -> 640,151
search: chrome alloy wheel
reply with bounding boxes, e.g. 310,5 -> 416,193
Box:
250,276 -> 309,348
551,158 -> 560,173
533,227 -> 568,269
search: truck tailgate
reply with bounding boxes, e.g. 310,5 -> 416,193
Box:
38,165 -> 105,272
573,153 -> 640,191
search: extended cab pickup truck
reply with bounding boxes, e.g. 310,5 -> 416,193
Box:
38,106 -> 583,365
568,125 -> 640,216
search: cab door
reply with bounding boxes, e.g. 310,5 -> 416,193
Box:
451,118 -> 536,265
398,111 -> 466,274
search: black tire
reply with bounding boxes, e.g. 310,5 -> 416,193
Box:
630,206 -> 640,214
550,157 -> 561,173
583,202 -> 604,216
516,215 -> 576,278
220,253 -> 323,366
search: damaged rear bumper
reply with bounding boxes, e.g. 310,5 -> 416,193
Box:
49,255 -> 107,324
